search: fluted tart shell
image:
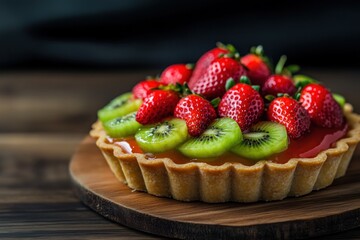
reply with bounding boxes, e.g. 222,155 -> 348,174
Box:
90,104 -> 360,203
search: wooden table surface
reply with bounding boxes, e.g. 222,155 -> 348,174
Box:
0,70 -> 359,239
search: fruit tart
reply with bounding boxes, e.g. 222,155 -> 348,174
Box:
90,43 -> 360,203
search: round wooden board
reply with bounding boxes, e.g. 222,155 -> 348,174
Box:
69,136 -> 360,240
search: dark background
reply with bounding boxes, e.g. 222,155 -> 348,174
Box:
1,0 -> 360,71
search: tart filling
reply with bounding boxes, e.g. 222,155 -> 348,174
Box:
104,121 -> 348,166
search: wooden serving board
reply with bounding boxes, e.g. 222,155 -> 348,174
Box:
69,136 -> 360,240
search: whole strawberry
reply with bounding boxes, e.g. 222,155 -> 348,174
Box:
160,64 -> 193,85
299,83 -> 343,128
136,90 -> 179,125
240,46 -> 271,87
267,97 -> 311,139
174,95 -> 217,136
191,57 -> 246,100
262,74 -> 297,96
132,79 -> 163,100
218,83 -> 264,131
188,43 -> 230,88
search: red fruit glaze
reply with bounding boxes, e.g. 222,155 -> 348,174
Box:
132,80 -> 163,100
174,95 -> 217,136
135,90 -> 179,125
267,97 -> 311,139
240,54 -> 271,86
262,74 -> 297,96
188,47 -> 229,88
299,83 -> 343,128
159,64 -> 193,85
191,57 -> 246,100
218,83 -> 264,131
271,122 -> 348,163
107,121 -> 348,165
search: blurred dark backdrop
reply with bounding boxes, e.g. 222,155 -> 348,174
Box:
0,0 -> 360,71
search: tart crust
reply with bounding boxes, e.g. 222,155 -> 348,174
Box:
90,104 -> 360,202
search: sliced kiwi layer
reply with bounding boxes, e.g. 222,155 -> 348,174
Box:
98,92 -> 142,123
179,118 -> 242,158
103,112 -> 142,138
232,121 -> 288,160
135,118 -> 188,153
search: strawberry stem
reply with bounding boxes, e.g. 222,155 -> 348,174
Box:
226,43 -> 237,53
239,75 -> 251,85
265,95 -> 275,102
222,52 -> 241,61
234,52 -> 240,60
146,75 -> 157,80
181,83 -> 193,96
332,93 -> 346,108
185,63 -> 195,70
249,45 -> 274,73
216,42 -> 237,53
159,82 -> 193,97
275,55 -> 287,74
225,78 -> 235,91
216,42 -> 227,50
211,97 -> 221,108
250,45 -> 264,56
293,74 -> 317,88
286,65 -> 300,74
216,42 -> 240,60
252,85 -> 260,92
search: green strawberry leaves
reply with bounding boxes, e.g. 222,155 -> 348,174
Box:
332,93 -> 346,108
225,78 -> 236,91
217,42 -> 241,60
275,55 -> 300,76
293,74 -> 318,88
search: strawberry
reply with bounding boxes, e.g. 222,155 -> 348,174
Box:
262,74 -> 297,96
188,44 -> 230,88
240,45 -> 271,86
218,83 -> 264,131
299,83 -> 343,128
191,57 -> 246,100
159,64 -> 193,85
267,97 -> 311,139
240,53 -> 271,87
136,90 -> 179,124
174,95 -> 217,136
132,79 -> 163,100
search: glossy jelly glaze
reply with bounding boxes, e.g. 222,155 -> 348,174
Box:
106,122 -> 348,166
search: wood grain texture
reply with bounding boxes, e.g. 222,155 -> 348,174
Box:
0,71 -> 157,133
0,133 -> 161,240
70,136 -> 360,240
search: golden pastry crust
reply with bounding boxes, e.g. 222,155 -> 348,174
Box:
91,103 -> 360,202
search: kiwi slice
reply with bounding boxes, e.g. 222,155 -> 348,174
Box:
98,92 -> 142,123
178,118 -> 242,158
135,118 -> 188,153
103,112 -> 142,138
232,121 -> 288,160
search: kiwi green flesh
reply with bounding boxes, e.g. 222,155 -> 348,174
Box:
98,93 -> 142,123
103,112 -> 142,138
231,121 -> 288,160
135,118 -> 188,153
178,118 -> 242,158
